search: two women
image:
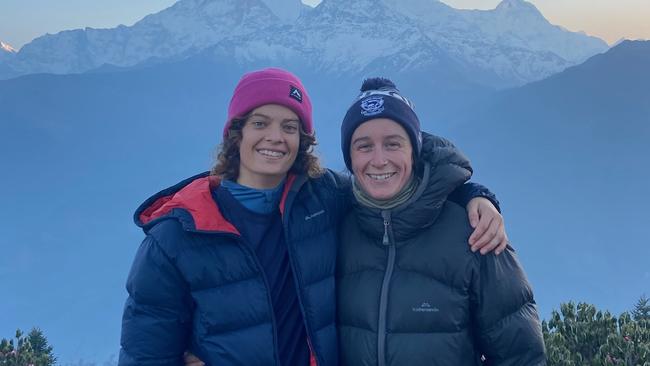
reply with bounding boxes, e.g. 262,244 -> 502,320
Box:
119,68 -> 510,366
336,78 -> 546,365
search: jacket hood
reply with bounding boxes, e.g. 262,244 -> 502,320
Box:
353,132 -> 473,242
134,171 -> 298,234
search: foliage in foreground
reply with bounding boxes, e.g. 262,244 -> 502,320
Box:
2,296 -> 649,365
543,295 -> 650,365
0,328 -> 55,366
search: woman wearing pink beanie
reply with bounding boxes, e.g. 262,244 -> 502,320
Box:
119,67 -> 507,366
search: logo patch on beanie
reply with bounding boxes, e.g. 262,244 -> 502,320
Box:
289,86 -> 303,103
360,96 -> 384,116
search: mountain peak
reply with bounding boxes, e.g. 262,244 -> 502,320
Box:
496,0 -> 526,8
608,39 -> 650,56
495,0 -> 542,16
154,0 -> 280,24
1,41 -> 16,53
164,0 -> 306,23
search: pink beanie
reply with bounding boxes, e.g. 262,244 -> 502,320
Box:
224,67 -> 313,138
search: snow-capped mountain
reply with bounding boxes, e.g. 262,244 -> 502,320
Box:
1,41 -> 16,54
0,0 -> 608,86
199,0 -> 607,86
0,41 -> 16,61
384,0 -> 607,84
0,41 -> 17,74
9,0 -> 281,76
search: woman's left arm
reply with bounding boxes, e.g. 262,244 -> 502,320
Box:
448,182 -> 509,255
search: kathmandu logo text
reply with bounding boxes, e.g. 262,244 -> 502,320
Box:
412,302 -> 440,313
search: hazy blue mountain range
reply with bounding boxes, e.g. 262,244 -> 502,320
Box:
444,40 -> 650,322
0,0 -> 645,363
0,0 -> 607,87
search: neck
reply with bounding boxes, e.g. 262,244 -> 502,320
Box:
353,173 -> 419,210
237,173 -> 286,189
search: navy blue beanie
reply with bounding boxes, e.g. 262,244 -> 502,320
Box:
340,77 -> 422,171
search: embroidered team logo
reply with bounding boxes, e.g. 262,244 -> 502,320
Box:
289,86 -> 303,103
360,96 -> 384,116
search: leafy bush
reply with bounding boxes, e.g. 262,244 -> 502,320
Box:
543,296 -> 650,366
0,328 -> 55,366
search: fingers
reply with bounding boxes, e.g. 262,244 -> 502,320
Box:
479,221 -> 505,255
467,197 -> 508,255
467,200 -> 480,229
494,231 -> 509,256
471,212 -> 505,252
469,215 -> 494,251
184,352 -> 205,366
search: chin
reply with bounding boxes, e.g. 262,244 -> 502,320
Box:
364,187 -> 399,201
261,168 -> 291,178
372,193 -> 396,200
255,160 -> 290,172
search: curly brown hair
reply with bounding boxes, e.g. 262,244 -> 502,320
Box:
211,116 -> 323,180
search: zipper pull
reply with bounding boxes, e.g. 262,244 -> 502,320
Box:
383,219 -> 390,245
381,210 -> 391,246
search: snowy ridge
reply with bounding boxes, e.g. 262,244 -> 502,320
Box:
0,0 -> 609,86
1,41 -> 16,53
0,41 -> 17,65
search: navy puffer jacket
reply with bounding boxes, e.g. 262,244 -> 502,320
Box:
119,171 -> 349,366
337,134 -> 546,365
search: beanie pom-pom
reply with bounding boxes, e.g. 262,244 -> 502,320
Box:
360,77 -> 397,92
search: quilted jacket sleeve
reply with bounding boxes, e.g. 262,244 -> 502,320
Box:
448,181 -> 501,213
324,169 -> 354,216
420,132 -> 501,212
118,234 -> 192,366
471,247 -> 547,366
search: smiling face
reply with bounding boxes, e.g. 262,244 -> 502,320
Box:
350,118 -> 413,200
237,104 -> 300,189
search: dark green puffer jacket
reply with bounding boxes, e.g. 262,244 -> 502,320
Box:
337,134 -> 546,366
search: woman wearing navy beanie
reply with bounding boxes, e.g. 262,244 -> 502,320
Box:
119,68 -> 508,366
337,77 -> 546,365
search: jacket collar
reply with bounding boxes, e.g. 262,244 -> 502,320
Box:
135,172 -> 301,234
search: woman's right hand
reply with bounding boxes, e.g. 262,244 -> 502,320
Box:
184,352 -> 205,366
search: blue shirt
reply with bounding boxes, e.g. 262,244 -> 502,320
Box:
220,179 -> 285,214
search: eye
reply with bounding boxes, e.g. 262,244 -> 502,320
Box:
356,143 -> 372,152
282,122 -> 299,134
249,120 -> 267,128
386,141 -> 401,150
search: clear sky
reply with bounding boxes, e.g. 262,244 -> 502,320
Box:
1,0 -> 648,50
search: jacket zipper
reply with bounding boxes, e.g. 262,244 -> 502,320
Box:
282,193 -> 320,366
236,237 -> 282,366
378,210 -> 395,366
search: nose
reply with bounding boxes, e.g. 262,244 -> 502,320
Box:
264,123 -> 283,143
370,148 -> 387,167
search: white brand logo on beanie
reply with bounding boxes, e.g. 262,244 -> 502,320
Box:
289,86 -> 303,103
360,96 -> 385,116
